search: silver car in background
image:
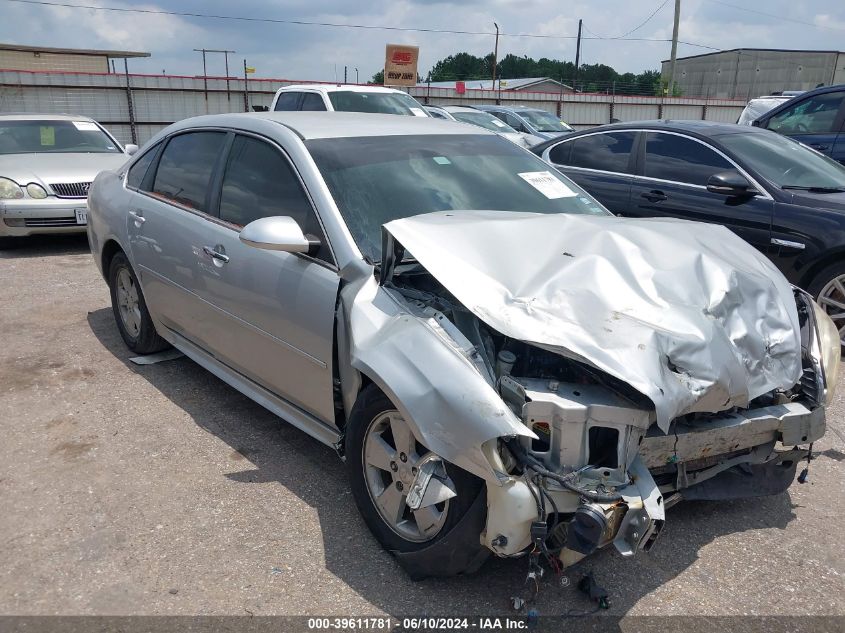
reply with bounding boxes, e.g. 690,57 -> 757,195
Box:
88,112 -> 835,580
0,113 -> 134,244
423,105 -> 530,147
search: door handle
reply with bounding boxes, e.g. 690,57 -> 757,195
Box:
203,245 -> 230,263
128,210 -> 145,224
641,190 -> 667,202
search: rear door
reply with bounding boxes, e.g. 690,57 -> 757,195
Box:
762,90 -> 845,163
126,130 -> 230,347
187,133 -> 340,423
544,131 -> 637,213
630,131 -> 773,254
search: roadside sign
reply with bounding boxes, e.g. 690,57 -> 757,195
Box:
384,44 -> 419,87
245,66 -> 256,74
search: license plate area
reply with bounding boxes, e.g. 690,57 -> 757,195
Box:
75,209 -> 87,225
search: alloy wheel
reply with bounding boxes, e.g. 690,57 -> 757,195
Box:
115,267 -> 142,338
362,411 -> 452,542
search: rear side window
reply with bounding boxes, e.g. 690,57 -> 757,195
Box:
766,91 -> 845,134
644,133 -> 732,186
548,140 -> 572,165
274,92 -> 301,111
126,143 -> 159,190
219,135 -> 330,261
300,93 -> 327,111
567,132 -> 635,173
151,132 -> 226,212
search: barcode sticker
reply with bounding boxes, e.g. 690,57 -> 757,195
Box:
518,171 -> 576,199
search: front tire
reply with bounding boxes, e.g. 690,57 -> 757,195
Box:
108,251 -> 169,354
345,385 -> 487,578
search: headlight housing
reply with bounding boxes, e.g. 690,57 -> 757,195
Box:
26,183 -> 48,199
812,300 -> 841,405
0,177 -> 23,199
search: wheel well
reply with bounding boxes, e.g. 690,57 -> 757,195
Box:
101,240 -> 124,280
799,251 -> 845,293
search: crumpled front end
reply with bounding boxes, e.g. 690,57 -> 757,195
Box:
340,210 -> 835,574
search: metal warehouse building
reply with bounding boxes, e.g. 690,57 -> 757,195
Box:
661,48 -> 845,99
0,43 -> 149,73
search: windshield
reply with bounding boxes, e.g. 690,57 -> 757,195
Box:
718,131 -> 845,189
307,134 -> 608,261
0,119 -> 121,154
452,111 -> 519,133
519,110 -> 573,133
327,91 -> 426,116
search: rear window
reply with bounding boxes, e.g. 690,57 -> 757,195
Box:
151,132 -> 226,212
327,91 -> 425,116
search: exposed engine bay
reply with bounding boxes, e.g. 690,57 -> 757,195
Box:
379,245 -> 827,569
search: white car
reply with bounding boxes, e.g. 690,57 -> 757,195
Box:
0,113 -> 135,244
269,84 -> 429,117
736,93 -> 804,125
424,105 -> 533,147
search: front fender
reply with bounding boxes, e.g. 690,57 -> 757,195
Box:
339,269 -> 533,484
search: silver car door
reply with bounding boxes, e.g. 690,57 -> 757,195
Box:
126,130 -> 230,348
187,133 -> 340,423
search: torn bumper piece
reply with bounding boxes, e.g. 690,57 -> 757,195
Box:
482,399 -> 822,563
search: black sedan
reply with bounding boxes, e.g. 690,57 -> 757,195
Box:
531,120 -> 845,343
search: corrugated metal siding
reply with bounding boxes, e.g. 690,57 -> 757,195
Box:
0,70 -> 746,145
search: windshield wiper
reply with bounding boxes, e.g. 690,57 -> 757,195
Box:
782,185 -> 845,193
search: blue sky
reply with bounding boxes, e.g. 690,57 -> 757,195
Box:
1,0 -> 844,81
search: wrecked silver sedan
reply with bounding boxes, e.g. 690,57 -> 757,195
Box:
87,112 -> 838,579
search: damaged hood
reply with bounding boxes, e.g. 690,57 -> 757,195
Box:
383,211 -> 802,432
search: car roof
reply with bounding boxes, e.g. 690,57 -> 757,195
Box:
528,119 -> 767,154
167,111 -> 494,141
0,113 -> 97,122
275,84 -> 411,95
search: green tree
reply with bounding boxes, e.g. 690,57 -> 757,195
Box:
370,70 -> 384,84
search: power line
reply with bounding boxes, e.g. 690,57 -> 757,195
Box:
2,0 -> 719,48
584,0 -> 671,40
705,0 -> 845,32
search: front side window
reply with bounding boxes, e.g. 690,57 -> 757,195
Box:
644,133 -> 732,186
300,93 -> 327,111
566,132 -> 636,173
151,132 -> 226,212
501,112 -> 527,133
274,92 -> 301,111
0,119 -> 121,155
327,91 -> 424,116
219,135 -> 329,260
307,134 -> 608,262
766,92 -> 844,134
718,131 -> 845,191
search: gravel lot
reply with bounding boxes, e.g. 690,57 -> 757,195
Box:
2,234 -> 845,619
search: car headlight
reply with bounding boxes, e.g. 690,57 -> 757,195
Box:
26,183 -> 48,199
812,300 -> 841,404
0,177 -> 23,199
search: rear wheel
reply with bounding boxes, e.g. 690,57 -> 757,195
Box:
108,251 -> 169,354
345,385 -> 487,578
808,262 -> 845,346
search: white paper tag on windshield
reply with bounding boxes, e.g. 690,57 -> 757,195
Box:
72,121 -> 99,131
409,108 -> 427,117
518,171 -> 576,198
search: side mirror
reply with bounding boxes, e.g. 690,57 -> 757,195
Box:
239,216 -> 320,255
125,144 -> 139,156
707,170 -> 758,197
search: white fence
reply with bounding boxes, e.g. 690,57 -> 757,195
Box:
0,69 -> 748,146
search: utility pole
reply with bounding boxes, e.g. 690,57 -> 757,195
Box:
355,67 -> 359,84
492,22 -> 499,89
243,59 -> 250,112
668,0 -> 681,95
574,19 -> 582,92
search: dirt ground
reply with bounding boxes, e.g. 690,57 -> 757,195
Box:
2,234 -> 844,620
